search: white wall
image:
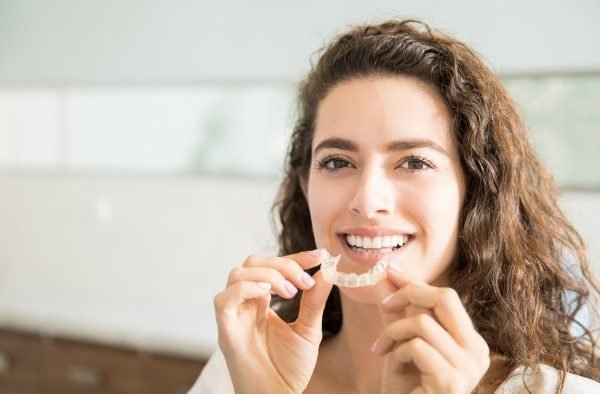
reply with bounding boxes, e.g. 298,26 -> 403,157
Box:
0,173 -> 280,356
1,0 -> 599,85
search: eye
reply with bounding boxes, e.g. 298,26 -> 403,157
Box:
314,155 -> 354,172
399,155 -> 435,172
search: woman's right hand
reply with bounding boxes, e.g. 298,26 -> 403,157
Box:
213,249 -> 333,394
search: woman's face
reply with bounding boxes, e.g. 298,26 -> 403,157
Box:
306,76 -> 466,303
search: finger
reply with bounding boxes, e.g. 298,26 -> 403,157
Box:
242,250 -> 325,288
393,337 -> 452,380
286,248 -> 329,270
244,249 -> 326,271
227,266 -> 301,298
381,282 -> 475,348
378,263 -> 426,324
214,281 -> 272,316
385,262 -> 424,287
372,313 -> 466,369
292,270 -> 334,345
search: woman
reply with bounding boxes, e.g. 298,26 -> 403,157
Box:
191,19 -> 600,393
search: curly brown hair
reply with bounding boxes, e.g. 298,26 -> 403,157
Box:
270,19 -> 600,392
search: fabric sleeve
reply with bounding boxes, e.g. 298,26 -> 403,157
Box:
187,349 -> 235,394
494,364 -> 600,394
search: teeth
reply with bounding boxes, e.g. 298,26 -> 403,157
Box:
362,237 -> 372,249
381,236 -> 391,248
371,237 -> 382,248
345,234 -> 411,249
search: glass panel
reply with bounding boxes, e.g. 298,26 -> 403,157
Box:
503,74 -> 600,189
66,86 -> 295,177
0,75 -> 598,189
0,89 -> 61,168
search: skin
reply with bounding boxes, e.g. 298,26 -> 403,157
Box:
214,76 -> 491,394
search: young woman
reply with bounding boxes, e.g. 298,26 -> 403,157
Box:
191,19 -> 600,393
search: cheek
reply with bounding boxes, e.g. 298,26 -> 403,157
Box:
406,178 -> 463,238
307,176 -> 344,241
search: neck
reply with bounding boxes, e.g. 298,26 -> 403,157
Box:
321,295 -> 385,393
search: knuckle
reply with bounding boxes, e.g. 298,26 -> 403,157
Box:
278,257 -> 300,274
227,267 -> 243,283
432,372 -> 452,390
279,256 -> 296,267
451,378 -> 468,394
409,337 -> 425,352
243,254 -> 261,267
440,287 -> 460,303
414,313 -> 433,331
213,292 -> 224,310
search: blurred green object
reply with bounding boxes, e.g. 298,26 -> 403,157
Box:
504,73 -> 600,190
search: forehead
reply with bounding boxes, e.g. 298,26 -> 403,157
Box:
313,76 -> 455,153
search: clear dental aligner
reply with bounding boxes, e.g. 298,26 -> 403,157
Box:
320,251 -> 389,287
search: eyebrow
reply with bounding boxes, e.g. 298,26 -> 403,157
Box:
313,137 -> 449,157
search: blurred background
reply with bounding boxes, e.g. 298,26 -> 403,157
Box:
0,0 -> 599,393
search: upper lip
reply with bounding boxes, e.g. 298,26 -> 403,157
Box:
337,227 -> 415,237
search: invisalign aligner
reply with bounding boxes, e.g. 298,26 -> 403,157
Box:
320,251 -> 389,287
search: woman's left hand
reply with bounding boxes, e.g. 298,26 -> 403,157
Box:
373,263 -> 491,394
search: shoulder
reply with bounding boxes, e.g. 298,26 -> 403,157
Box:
494,364 -> 600,394
188,349 -> 235,394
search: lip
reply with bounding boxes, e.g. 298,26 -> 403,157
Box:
337,233 -> 413,266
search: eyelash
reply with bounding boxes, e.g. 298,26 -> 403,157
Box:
313,154 -> 436,173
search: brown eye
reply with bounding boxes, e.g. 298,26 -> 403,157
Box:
325,158 -> 350,170
399,155 -> 435,171
314,154 -> 354,172
406,159 -> 426,170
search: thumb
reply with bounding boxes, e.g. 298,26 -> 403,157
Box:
292,270 -> 333,344
378,262 -> 428,324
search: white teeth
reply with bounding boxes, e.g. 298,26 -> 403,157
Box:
381,236 -> 391,248
319,251 -> 390,288
345,234 -> 411,249
371,237 -> 382,248
362,237 -> 372,249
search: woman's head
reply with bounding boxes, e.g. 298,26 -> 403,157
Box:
307,76 -> 466,303
273,18 -> 599,386
277,19 -> 532,299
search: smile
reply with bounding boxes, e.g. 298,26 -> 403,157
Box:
337,230 -> 415,266
345,234 -> 410,251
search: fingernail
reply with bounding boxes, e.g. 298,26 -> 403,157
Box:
300,272 -> 315,288
388,261 -> 403,273
371,338 -> 380,353
257,282 -> 271,291
310,248 -> 326,257
381,293 -> 394,305
284,280 -> 298,296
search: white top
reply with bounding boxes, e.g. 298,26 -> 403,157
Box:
189,349 -> 600,393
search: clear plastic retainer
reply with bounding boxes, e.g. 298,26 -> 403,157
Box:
320,251 -> 389,287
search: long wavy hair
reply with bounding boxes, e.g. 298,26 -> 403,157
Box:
270,19 -> 600,392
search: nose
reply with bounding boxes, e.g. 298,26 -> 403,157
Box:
347,166 -> 395,218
